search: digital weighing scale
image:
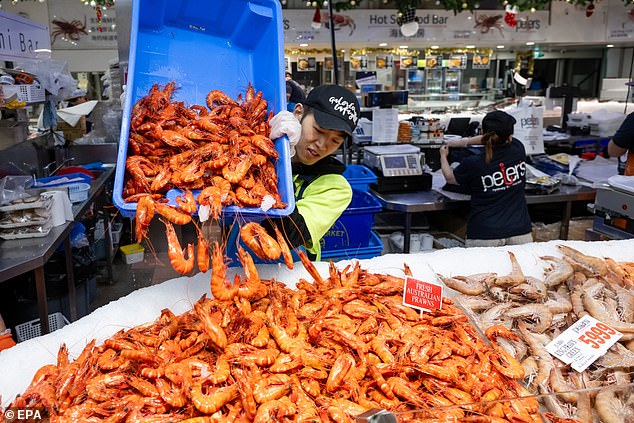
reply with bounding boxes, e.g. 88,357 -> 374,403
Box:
363,144 -> 432,192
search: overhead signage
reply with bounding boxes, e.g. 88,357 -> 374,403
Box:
0,10 -> 50,62
283,9 -> 551,45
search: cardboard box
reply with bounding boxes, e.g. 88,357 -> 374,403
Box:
57,117 -> 87,142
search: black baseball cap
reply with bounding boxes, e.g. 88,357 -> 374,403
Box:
302,85 -> 360,137
482,110 -> 516,140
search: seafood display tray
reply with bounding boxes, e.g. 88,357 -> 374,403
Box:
0,216 -> 50,229
113,0 -> 292,220
0,198 -> 51,212
0,224 -> 52,240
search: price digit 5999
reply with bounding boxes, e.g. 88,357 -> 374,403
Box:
578,322 -> 618,349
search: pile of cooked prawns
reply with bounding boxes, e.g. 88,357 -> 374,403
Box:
124,82 -> 292,275
5,250 -> 561,423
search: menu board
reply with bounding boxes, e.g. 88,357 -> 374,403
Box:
447,54 -> 467,69
375,55 -> 393,69
472,54 -> 491,69
424,56 -> 441,68
400,56 -> 417,69
350,55 -> 368,70
297,56 -> 316,72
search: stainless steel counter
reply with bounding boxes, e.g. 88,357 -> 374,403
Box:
373,184 -> 597,252
0,166 -> 115,334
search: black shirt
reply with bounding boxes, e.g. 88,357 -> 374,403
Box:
453,138 -> 532,240
612,112 -> 634,151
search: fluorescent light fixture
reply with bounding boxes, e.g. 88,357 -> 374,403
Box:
607,44 -> 614,48
379,42 -> 388,47
299,43 -> 308,47
525,41 -> 535,46
399,45 -> 408,49
465,45 -> 475,48
496,45 -> 505,49
430,45 -> 439,49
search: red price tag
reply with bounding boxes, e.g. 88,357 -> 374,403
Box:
403,276 -> 443,312
577,321 -> 619,349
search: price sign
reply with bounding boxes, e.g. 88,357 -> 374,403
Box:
546,315 -> 622,372
402,276 -> 443,312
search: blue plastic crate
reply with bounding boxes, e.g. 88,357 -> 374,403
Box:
321,231 -> 383,262
113,0 -> 293,219
321,190 -> 383,251
343,164 -> 377,192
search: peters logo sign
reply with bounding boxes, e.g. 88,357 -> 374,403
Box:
481,161 -> 526,192
520,114 -> 540,129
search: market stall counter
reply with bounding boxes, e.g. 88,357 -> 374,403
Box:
1,239 -> 633,421
373,183 -> 596,253
0,165 -> 115,334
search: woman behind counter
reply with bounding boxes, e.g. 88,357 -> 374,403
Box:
439,110 -> 533,247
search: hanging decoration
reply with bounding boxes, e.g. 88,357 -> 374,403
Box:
311,4 -> 322,29
425,47 -> 493,56
95,6 -> 103,32
81,0 -> 114,28
585,1 -> 595,17
515,50 -> 535,76
504,4 -> 518,27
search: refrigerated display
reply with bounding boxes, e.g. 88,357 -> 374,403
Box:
406,69 -> 425,95
444,69 -> 461,99
425,68 -> 443,94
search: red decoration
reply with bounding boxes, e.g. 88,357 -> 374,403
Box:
96,6 -> 103,32
504,5 -> 518,27
586,2 -> 595,17
312,5 -> 321,29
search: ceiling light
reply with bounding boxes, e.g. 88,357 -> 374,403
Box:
399,45 -> 408,49
379,42 -> 388,47
497,45 -> 504,49
526,41 -> 535,46
299,43 -> 308,47
466,45 -> 475,48
431,45 -> 439,49
607,44 -> 614,48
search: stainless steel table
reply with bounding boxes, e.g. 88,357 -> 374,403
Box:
0,166 -> 115,335
372,184 -> 597,253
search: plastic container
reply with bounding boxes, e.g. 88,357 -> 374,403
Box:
15,312 -> 69,342
111,222 -> 123,245
34,172 -> 92,188
321,231 -> 383,262
120,243 -> 145,264
343,164 -> 377,192
68,183 -> 90,203
321,190 -> 383,251
113,0 -> 292,220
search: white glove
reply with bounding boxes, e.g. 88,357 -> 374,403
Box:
270,111 -> 301,157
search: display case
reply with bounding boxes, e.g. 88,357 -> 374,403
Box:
406,69 -> 425,95
444,69 -> 462,99
425,68 -> 443,94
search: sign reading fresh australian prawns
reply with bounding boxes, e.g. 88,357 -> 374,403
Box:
403,276 -> 443,312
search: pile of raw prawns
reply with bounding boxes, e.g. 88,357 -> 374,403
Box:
125,81 -> 292,275
5,250 -> 571,423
